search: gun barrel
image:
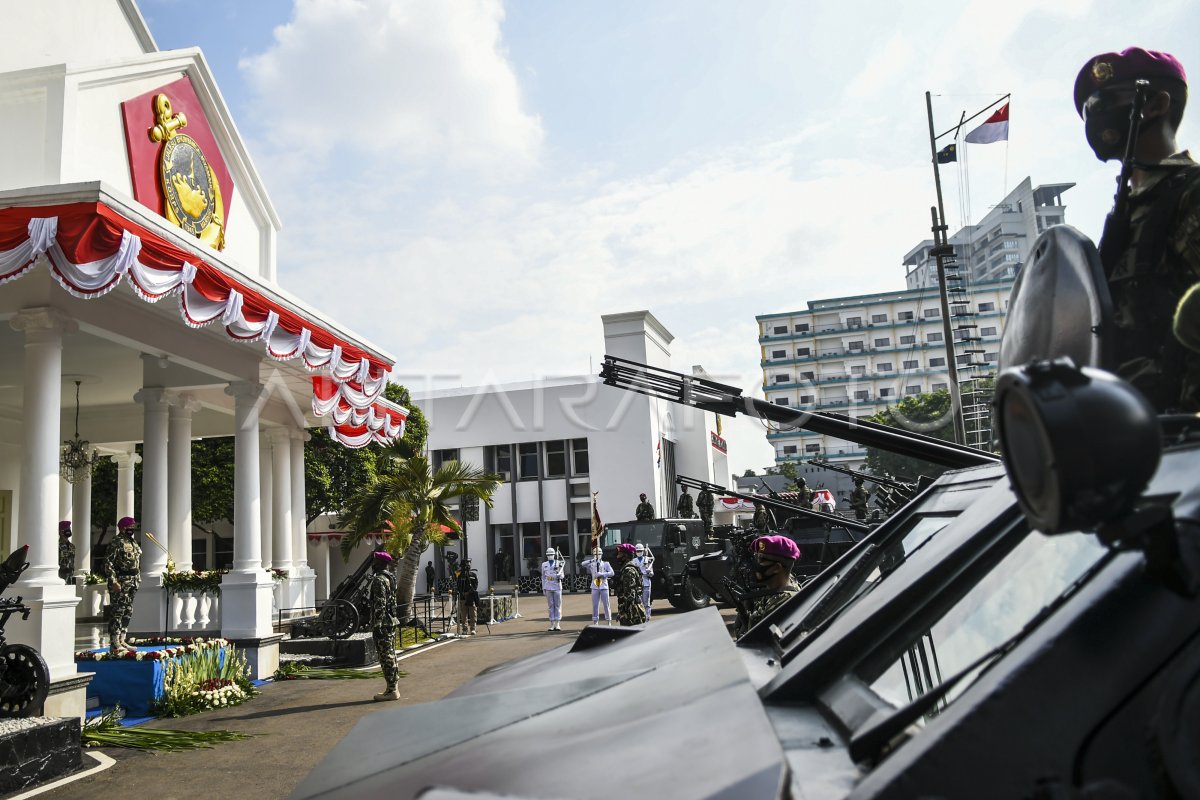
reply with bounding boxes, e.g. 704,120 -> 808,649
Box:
601,356 -> 999,470
807,460 -> 913,491
676,474 -> 870,533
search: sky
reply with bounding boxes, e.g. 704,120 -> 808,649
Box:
139,0 -> 1200,473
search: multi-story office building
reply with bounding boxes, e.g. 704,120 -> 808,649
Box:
757,280 -> 1013,467
410,311 -> 734,589
903,178 -> 1074,289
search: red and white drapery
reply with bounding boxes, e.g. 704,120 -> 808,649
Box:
0,202 -> 406,448
718,497 -> 756,511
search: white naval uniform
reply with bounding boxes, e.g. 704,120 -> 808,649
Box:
540,559 -> 565,623
581,557 -> 615,621
636,555 -> 654,619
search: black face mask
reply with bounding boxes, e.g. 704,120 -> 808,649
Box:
753,561 -> 780,586
1085,103 -> 1139,162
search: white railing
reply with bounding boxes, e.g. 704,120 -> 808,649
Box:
168,590 -> 221,635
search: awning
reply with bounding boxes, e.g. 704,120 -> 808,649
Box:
0,199 -> 405,448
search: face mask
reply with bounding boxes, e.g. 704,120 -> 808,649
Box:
753,561 -> 779,586
1084,103 -> 1138,162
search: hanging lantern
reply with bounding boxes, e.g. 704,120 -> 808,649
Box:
60,380 -> 99,484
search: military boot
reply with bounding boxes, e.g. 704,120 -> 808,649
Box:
374,685 -> 400,702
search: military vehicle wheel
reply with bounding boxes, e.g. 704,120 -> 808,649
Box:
320,599 -> 360,640
668,574 -> 712,611
0,643 -> 50,717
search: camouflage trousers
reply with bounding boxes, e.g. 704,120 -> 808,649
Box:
373,626 -> 399,688
457,599 -> 478,634
106,576 -> 140,647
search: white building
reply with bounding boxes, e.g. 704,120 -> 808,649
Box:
757,279 -> 1013,468
412,311 -> 734,588
0,0 -> 405,716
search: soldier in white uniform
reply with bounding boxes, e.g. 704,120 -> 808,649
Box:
540,547 -> 565,631
635,543 -> 655,620
580,547 -> 615,624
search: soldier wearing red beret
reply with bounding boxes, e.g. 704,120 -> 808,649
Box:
1075,47 -> 1200,412
734,535 -> 802,639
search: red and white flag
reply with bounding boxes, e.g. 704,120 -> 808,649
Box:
965,103 -> 1009,144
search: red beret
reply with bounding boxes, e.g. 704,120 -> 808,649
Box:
1074,48 -> 1187,116
753,535 -> 801,562
617,543 -> 638,558
117,516 -> 137,529
59,520 -> 72,532
372,551 -> 394,563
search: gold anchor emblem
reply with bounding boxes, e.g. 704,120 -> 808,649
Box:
148,94 -> 225,250
1092,61 -> 1114,84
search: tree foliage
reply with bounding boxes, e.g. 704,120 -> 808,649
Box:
191,438 -> 236,533
864,389 -> 955,481
741,468 -> 757,477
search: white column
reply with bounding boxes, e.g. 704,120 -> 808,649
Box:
259,431 -> 273,569
220,381 -> 274,643
112,449 -> 140,523
290,428 -> 315,609
310,538 -> 330,602
7,307 -> 81,687
168,394 -> 200,572
71,468 -> 92,577
58,477 -> 72,527
134,387 -> 170,576
270,430 -> 293,573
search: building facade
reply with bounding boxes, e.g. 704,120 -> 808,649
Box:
412,311 -> 734,589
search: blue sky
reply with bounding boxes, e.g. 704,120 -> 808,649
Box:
139,0 -> 1200,471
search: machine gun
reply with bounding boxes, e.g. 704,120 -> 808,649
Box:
807,459 -> 927,516
677,474 -> 870,535
293,550 -> 378,640
806,459 -> 915,492
600,355 -> 1000,470
0,545 -> 50,717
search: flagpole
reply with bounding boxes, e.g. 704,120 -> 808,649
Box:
925,91 -> 967,446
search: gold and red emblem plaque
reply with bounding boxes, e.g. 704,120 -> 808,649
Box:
147,94 -> 226,250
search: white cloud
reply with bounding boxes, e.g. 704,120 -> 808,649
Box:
239,0 -> 543,172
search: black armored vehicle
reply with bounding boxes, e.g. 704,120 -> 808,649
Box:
597,516 -> 713,610
292,228 -> 1200,799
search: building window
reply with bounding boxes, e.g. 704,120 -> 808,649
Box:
771,349 -> 786,359
572,438 -> 589,475
518,443 -> 539,480
899,334 -> 916,345
773,325 -> 788,335
906,385 -> 922,395
903,359 -> 919,369
797,347 -> 811,357
926,331 -> 943,342
544,440 -> 566,478
871,313 -> 888,323
877,362 -> 893,371
495,444 -> 512,479
981,326 -> 998,336
874,337 -> 890,347
846,316 -> 863,328
979,302 -> 995,312
783,445 -> 798,455
898,311 -> 914,321
848,341 -> 864,351
923,308 -> 941,318
932,382 -> 948,391
800,394 -> 815,404
774,397 -> 790,406
795,323 -> 810,332
854,390 -> 870,400
1004,253 -> 1020,263
432,448 -> 459,471
929,357 -> 946,367
800,371 -> 815,380
774,374 -> 791,384
880,387 -> 895,398
805,444 -> 821,453
956,354 -> 972,365
850,365 -> 866,376
985,351 -> 999,361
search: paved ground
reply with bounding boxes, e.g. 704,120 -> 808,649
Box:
42,593 -> 733,800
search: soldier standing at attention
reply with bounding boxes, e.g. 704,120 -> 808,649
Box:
424,560 -> 436,594
634,543 -> 655,620
455,557 -> 480,636
369,551 -> 400,701
734,535 -> 802,639
104,516 -> 141,652
697,487 -> 715,538
1075,47 -> 1200,412
848,477 -> 871,521
752,501 -> 770,532
540,547 -> 564,631
794,477 -> 812,510
635,492 -> 655,521
676,486 -> 695,518
580,546 -> 614,624
58,521 -> 75,584
613,543 -> 647,626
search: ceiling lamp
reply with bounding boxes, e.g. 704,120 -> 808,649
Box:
60,380 -> 99,484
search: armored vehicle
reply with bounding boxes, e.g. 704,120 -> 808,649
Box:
294,228 -> 1200,799
596,516 -> 712,610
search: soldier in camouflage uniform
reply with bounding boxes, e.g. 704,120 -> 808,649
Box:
676,486 -> 695,518
734,535 -> 802,639
697,487 -> 715,538
104,516 -> 141,652
58,521 -> 75,584
613,543 -> 647,626
794,477 -> 813,510
635,493 -> 655,521
369,551 -> 400,701
848,477 -> 870,521
455,558 -> 480,636
752,501 -> 770,532
1075,48 -> 1200,413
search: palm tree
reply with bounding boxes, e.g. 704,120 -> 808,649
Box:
339,448 -> 500,620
